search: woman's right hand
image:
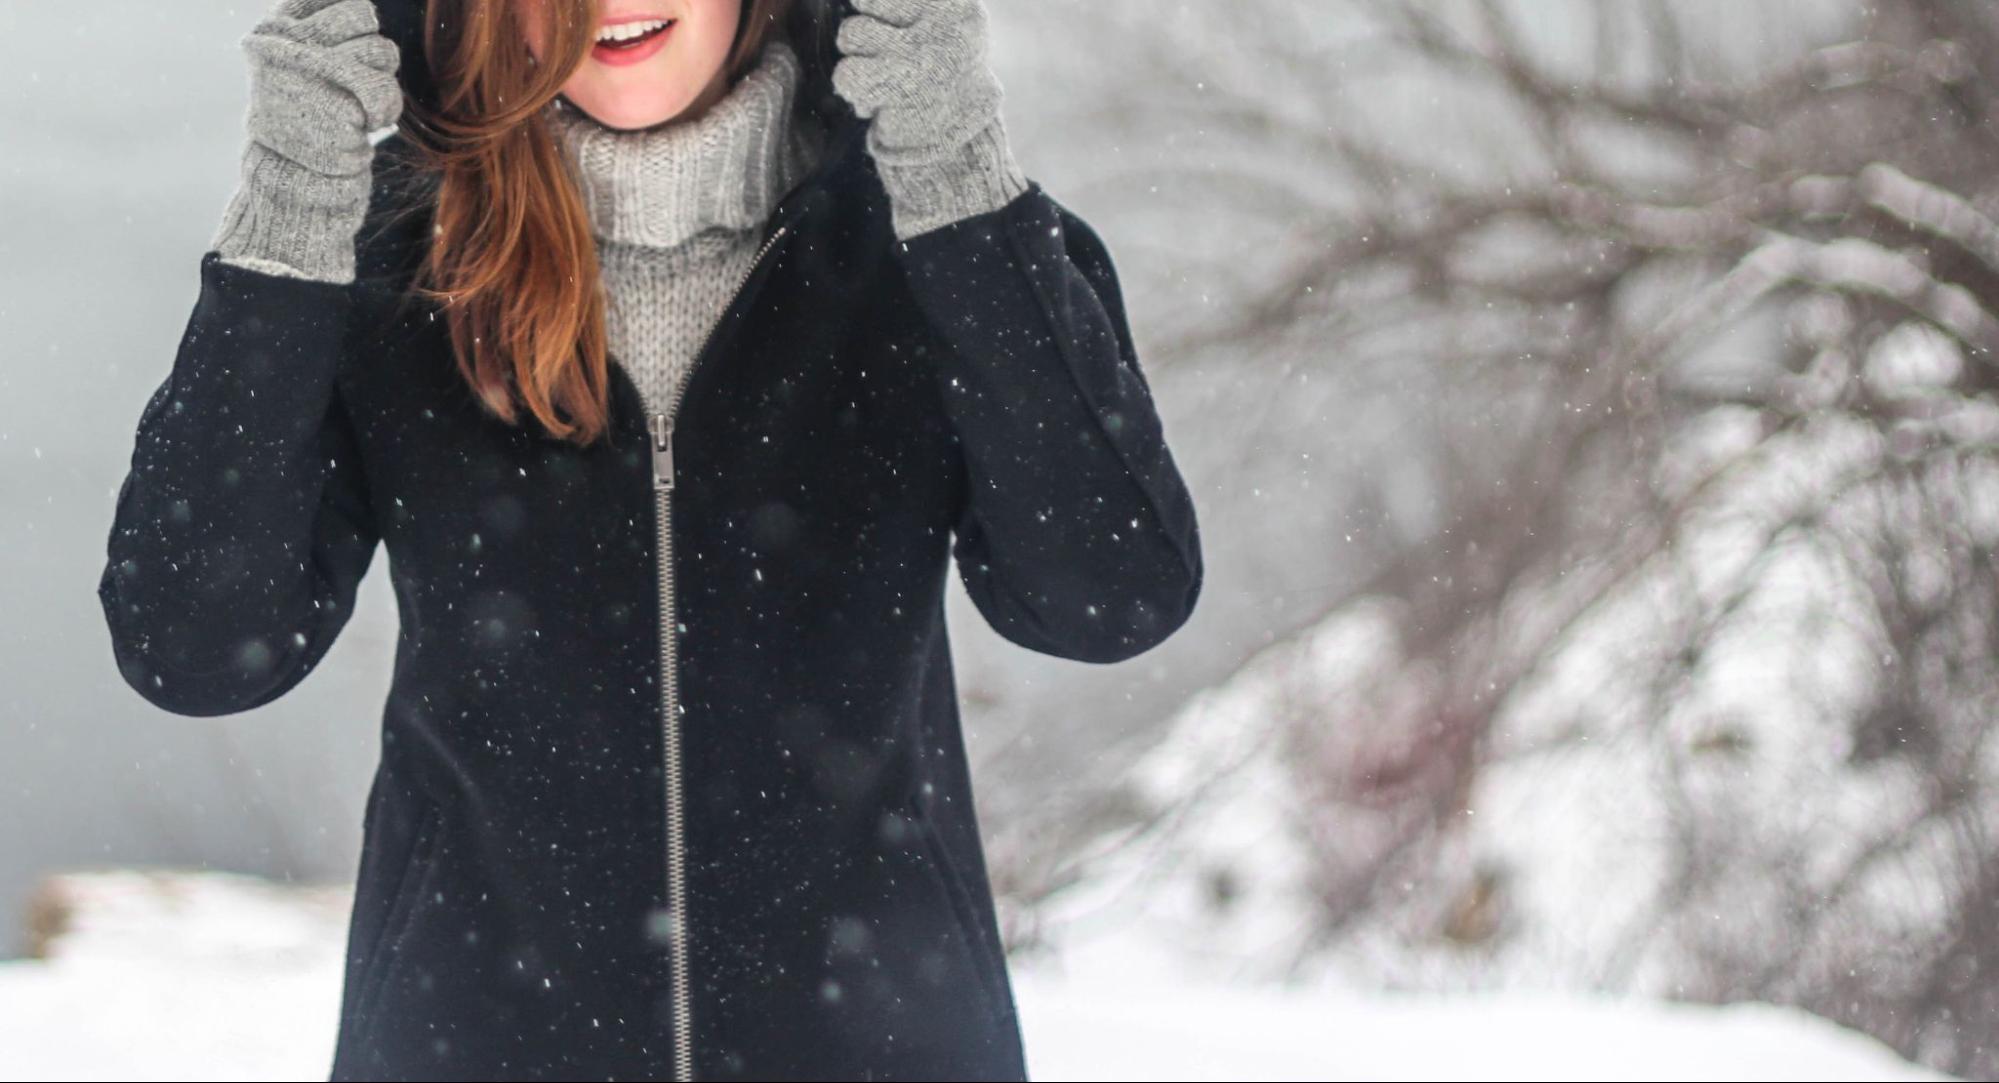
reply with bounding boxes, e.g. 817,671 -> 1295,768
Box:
209,0 -> 404,284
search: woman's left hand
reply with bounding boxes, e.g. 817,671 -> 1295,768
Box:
831,0 -> 1030,240
832,0 -> 1000,155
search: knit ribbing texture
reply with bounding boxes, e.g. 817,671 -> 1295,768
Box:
211,0 -> 404,284
546,39 -> 817,417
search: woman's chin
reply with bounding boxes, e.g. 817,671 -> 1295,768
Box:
565,92 -> 689,132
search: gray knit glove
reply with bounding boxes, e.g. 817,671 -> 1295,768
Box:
209,0 -> 403,284
831,0 -> 1030,242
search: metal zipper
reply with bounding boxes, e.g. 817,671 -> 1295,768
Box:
647,220 -> 790,1083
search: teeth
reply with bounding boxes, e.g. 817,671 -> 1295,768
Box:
596,19 -> 671,43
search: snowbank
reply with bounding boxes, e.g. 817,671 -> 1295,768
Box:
0,869 -> 1951,1081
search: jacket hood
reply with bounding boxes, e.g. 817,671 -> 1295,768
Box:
373,0 -> 857,142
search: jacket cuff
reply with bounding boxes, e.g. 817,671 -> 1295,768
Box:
210,142 -> 372,285
871,113 -> 1031,243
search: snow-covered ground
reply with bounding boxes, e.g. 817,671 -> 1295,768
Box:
0,869 -> 1952,1082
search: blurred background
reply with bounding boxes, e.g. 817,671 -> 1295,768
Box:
7,0 -> 1997,1078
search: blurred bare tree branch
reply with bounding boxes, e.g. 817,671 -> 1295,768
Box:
1011,2 -> 1999,1076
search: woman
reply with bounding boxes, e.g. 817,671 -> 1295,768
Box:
96,0 -> 1203,1077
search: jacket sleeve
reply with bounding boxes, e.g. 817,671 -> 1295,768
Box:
897,179 -> 1203,664
96,249 -> 381,717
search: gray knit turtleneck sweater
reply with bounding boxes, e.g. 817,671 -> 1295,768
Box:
545,39 -> 818,419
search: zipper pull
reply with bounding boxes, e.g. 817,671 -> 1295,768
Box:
649,412 -> 673,491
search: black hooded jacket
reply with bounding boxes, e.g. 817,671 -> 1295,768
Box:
95,1 -> 1202,1078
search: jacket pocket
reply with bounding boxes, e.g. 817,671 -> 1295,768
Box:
353,796 -> 445,1028
907,808 -> 1013,1026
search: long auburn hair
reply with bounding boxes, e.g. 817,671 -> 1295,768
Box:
395,0 -> 799,449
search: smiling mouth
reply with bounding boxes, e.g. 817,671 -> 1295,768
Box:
595,18 -> 676,51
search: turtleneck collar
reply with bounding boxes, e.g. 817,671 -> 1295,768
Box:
545,38 -> 808,250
